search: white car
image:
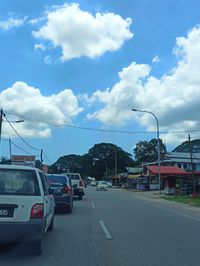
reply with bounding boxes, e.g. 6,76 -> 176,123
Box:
0,164 -> 55,256
63,173 -> 85,200
97,181 -> 108,191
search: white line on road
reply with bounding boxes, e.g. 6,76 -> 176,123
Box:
99,220 -> 112,240
91,203 -> 96,209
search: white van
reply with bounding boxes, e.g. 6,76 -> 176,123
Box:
62,173 -> 85,200
0,164 -> 55,255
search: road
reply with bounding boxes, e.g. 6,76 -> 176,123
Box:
1,186 -> 200,266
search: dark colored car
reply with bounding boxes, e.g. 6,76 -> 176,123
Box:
46,174 -> 73,213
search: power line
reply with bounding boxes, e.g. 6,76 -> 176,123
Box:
43,151 -> 52,164
3,114 -> 41,152
10,140 -> 36,156
5,111 -> 200,135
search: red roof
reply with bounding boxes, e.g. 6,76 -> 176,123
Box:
148,166 -> 188,175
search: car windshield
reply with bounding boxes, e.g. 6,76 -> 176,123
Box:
0,169 -> 40,196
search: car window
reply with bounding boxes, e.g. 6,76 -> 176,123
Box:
47,174 -> 67,184
0,169 -> 40,196
70,174 -> 80,180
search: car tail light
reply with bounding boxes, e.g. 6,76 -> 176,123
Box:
30,204 -> 44,219
64,186 -> 72,194
79,180 -> 84,187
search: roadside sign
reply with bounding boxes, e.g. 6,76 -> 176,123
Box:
11,155 -> 36,167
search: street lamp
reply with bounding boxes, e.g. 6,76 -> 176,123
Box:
132,108 -> 161,194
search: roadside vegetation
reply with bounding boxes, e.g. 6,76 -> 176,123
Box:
161,195 -> 200,206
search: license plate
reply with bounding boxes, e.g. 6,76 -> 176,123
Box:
0,208 -> 13,217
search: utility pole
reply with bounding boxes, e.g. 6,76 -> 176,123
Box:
188,134 -> 195,195
114,150 -> 117,186
0,109 -> 3,142
40,149 -> 43,168
9,138 -> 12,160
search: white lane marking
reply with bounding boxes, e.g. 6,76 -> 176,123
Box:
92,203 -> 96,209
99,220 -> 112,240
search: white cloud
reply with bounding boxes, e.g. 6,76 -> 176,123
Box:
44,55 -> 52,64
32,3 -> 133,61
0,16 -> 27,30
0,82 -> 83,138
34,43 -> 46,51
85,25 -> 200,145
28,17 -> 45,25
152,55 -> 160,63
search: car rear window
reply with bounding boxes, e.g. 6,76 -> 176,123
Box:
47,175 -> 67,184
0,169 -> 40,196
70,174 -> 80,180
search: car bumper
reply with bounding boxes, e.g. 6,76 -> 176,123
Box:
0,219 -> 45,243
54,195 -> 72,208
98,187 -> 107,190
73,188 -> 84,196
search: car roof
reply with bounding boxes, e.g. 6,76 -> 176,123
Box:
0,164 -> 40,171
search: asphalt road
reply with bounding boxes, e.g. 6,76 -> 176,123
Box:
1,187 -> 200,266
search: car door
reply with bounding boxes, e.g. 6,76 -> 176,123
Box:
38,172 -> 54,231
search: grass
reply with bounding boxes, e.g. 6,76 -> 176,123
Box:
161,195 -> 200,206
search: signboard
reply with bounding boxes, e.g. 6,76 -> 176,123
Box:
11,155 -> 36,167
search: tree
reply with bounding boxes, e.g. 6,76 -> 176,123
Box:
84,143 -> 135,179
48,154 -> 83,174
0,156 -> 11,165
134,138 -> 167,163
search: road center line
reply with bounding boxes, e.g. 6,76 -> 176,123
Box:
91,203 -> 96,209
99,220 -> 112,240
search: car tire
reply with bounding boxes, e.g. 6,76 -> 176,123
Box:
78,194 -> 83,200
32,238 -> 43,256
47,216 -> 54,232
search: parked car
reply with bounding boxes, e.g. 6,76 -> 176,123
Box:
46,174 -> 73,213
0,164 -> 55,256
97,181 -> 108,191
62,173 -> 85,200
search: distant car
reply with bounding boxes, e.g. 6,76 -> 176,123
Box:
97,181 -> 108,191
0,164 -> 55,256
46,174 -> 73,213
62,173 -> 85,200
91,180 -> 97,186
107,181 -> 112,187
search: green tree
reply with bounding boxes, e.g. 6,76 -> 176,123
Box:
48,154 -> 83,174
84,143 -> 134,179
134,138 -> 167,163
0,156 -> 11,165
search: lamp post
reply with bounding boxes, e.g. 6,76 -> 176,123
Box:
132,108 -> 161,194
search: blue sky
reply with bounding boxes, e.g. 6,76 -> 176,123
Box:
0,0 -> 200,164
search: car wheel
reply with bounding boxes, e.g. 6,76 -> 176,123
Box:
47,216 -> 54,232
32,238 -> 43,256
78,194 -> 83,200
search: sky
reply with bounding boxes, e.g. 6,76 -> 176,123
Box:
0,0 -> 200,164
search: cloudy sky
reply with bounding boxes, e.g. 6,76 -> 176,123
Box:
0,0 -> 200,163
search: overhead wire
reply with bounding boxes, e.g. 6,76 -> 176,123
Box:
3,114 -> 41,152
5,111 -> 200,135
10,140 -> 36,156
3,113 -> 52,163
